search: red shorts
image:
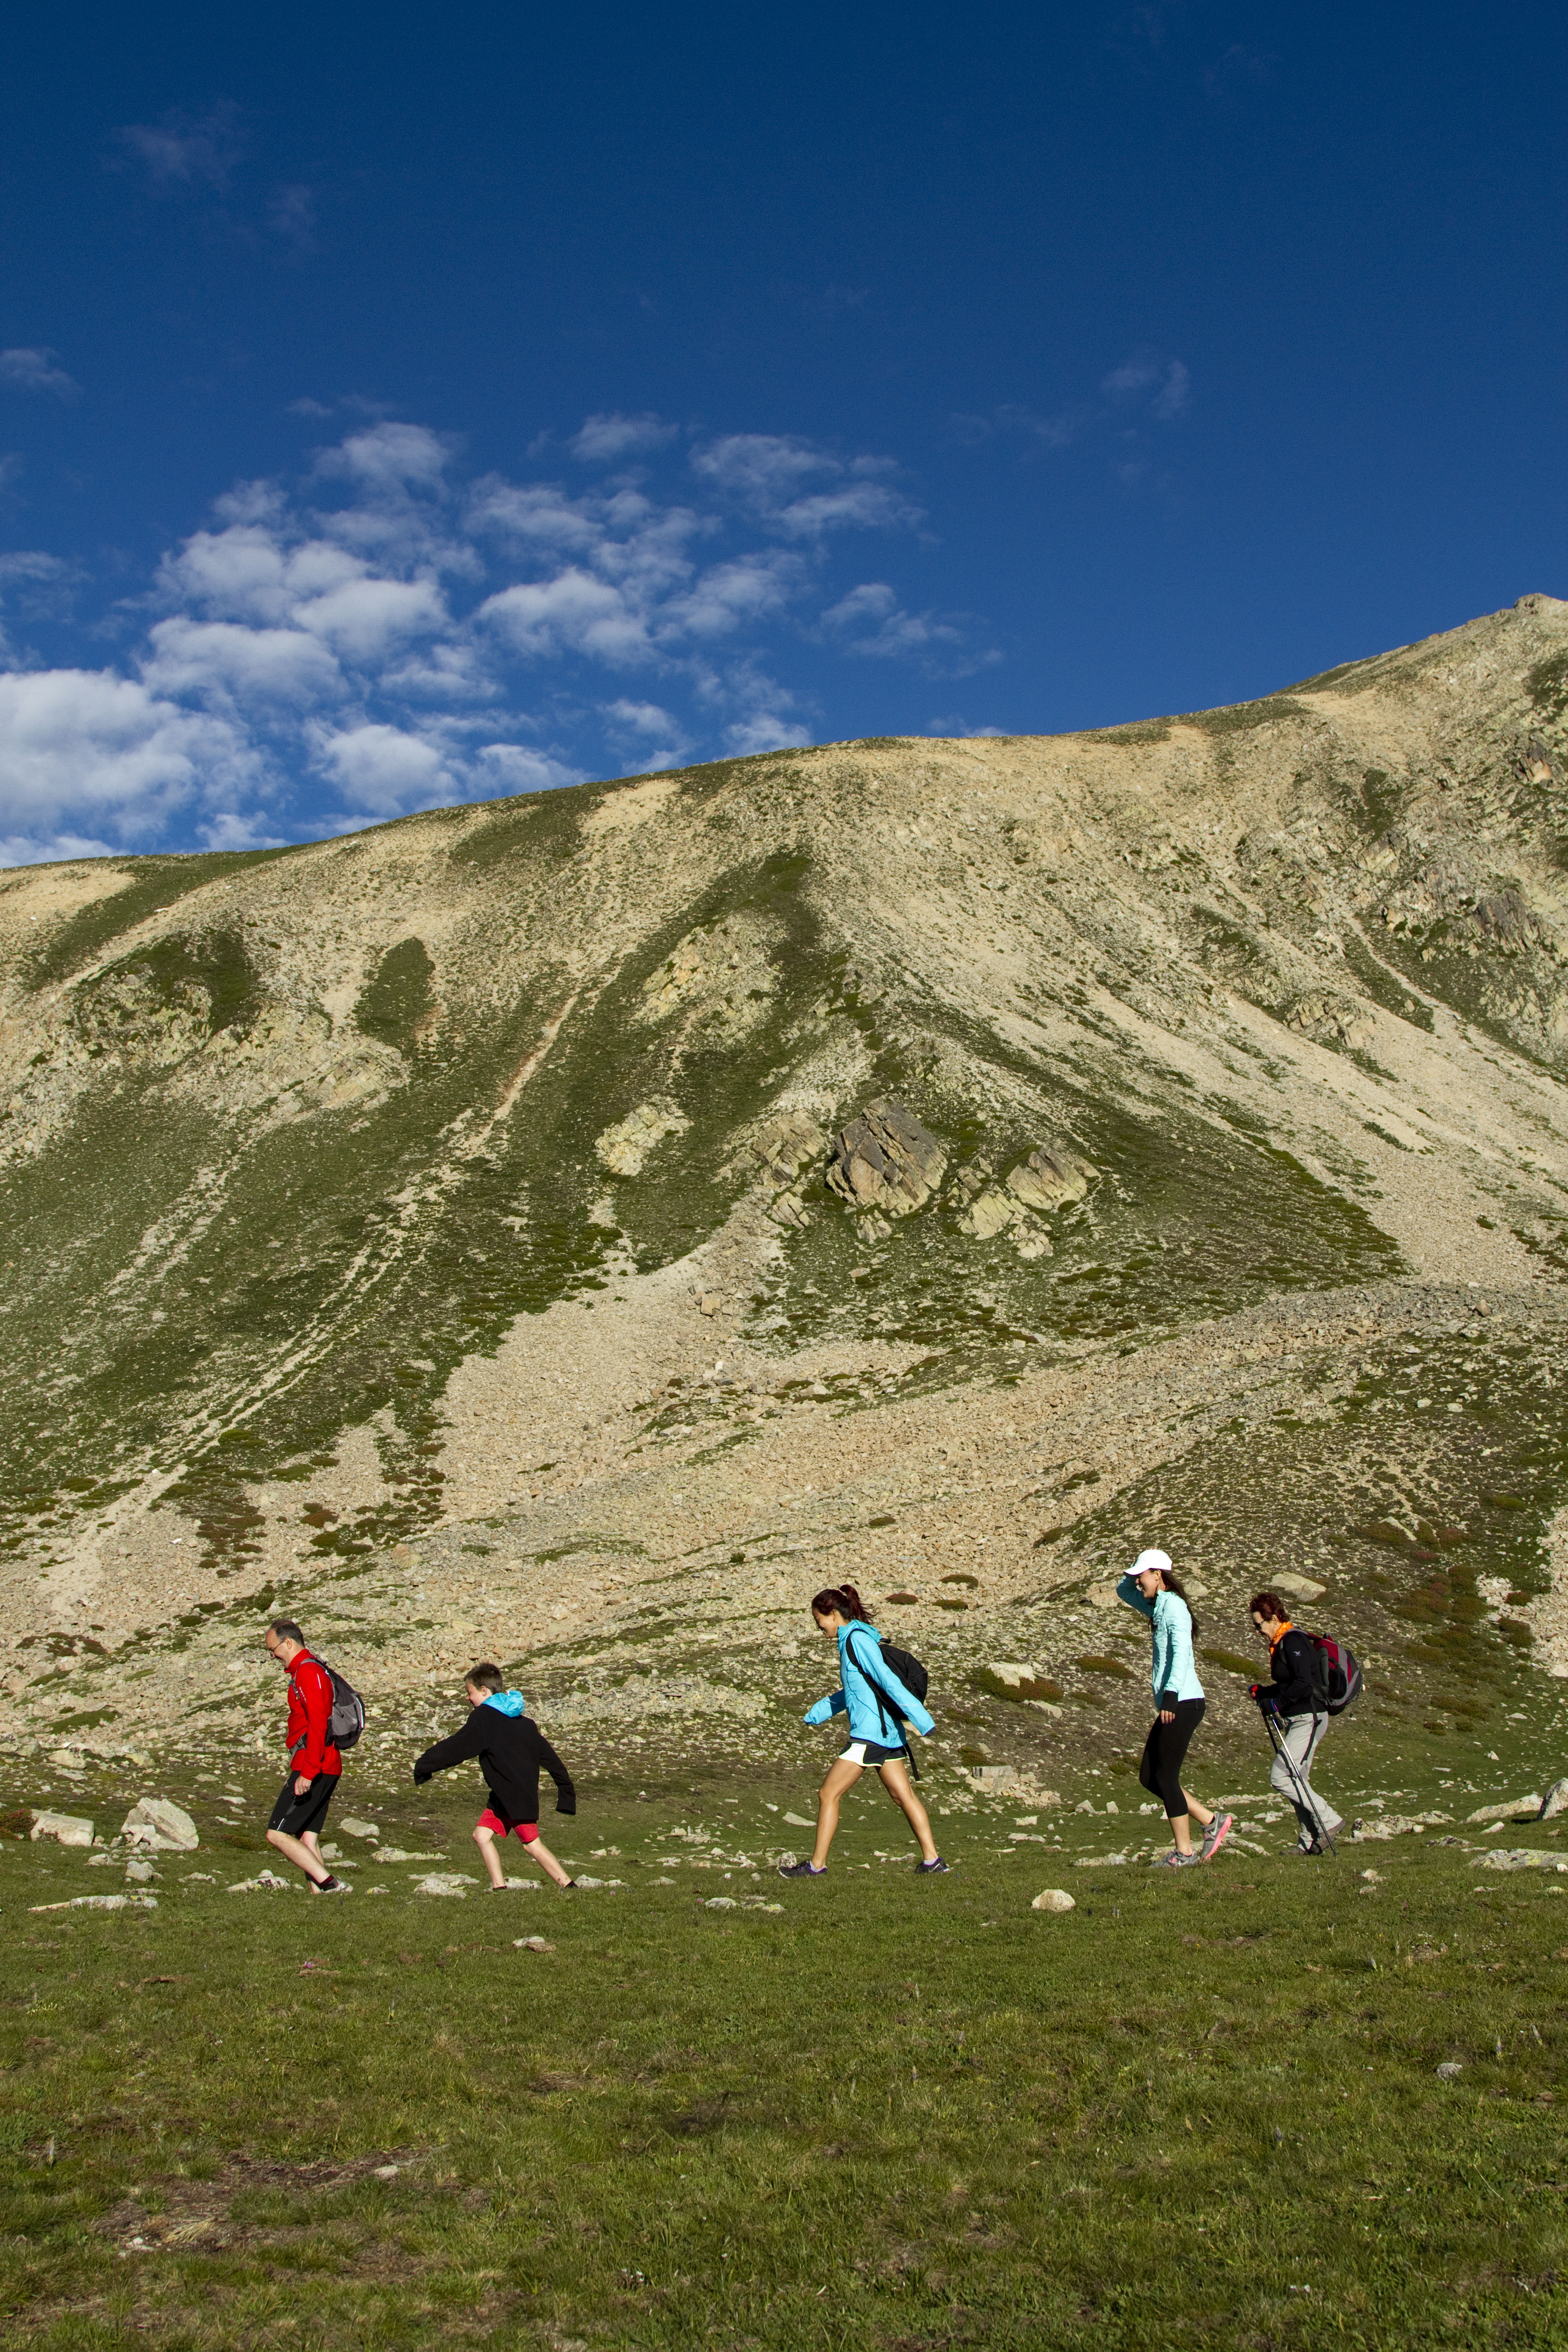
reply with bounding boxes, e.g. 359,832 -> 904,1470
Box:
477,1809 -> 539,1842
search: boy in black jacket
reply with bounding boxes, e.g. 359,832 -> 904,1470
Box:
413,1663 -> 578,1892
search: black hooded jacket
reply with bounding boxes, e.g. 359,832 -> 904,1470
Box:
413,1706 -> 575,1828
1255,1625 -> 1323,1719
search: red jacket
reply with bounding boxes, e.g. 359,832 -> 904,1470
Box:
286,1651 -> 342,1779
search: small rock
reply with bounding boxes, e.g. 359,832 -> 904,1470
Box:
1467,1795 -> 1541,1825
783,1811 -> 815,1828
29,1811 -> 93,1848
1273,1574 -> 1327,1602
703,1896 -> 738,1909
121,1798 -> 199,1852
29,1893 -> 158,1913
1436,2061 -> 1465,2079
414,1873 -> 475,1897
1539,1780 -> 1568,1822
124,1859 -> 155,1883
1478,1849 -> 1568,1874
514,1936 -> 555,1953
1031,1889 -> 1077,1914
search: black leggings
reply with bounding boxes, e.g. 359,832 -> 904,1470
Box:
1139,1698 -> 1206,1818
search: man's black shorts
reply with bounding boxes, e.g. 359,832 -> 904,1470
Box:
269,1771 -> 340,1840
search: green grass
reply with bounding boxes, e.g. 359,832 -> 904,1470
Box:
4,1778 -> 1568,2350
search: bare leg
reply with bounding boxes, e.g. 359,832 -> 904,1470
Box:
525,1833 -> 573,1889
877,1759 -> 939,1862
473,1823 -> 506,1889
266,1826 -> 330,1884
811,1759 -> 864,1868
1170,1811 -> 1196,1856
1182,1790 -> 1215,1830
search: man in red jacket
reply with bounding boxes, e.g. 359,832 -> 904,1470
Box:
263,1619 -> 349,1893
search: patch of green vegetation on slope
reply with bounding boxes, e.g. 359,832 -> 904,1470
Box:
755,1003 -> 1404,1372
22,848 -> 299,989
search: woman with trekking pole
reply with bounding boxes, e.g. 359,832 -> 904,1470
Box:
778,1584 -> 947,1878
1117,1548 -> 1232,1868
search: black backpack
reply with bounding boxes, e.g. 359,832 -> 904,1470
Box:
1303,1630 -> 1362,1716
847,1629 -> 930,1774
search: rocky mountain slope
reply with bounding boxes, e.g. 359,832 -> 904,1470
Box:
5,593 -> 1568,1796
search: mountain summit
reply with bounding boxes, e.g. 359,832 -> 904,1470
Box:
4,594 -> 1568,1766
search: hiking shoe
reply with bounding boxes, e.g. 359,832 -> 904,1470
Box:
915,1856 -> 950,1874
310,1873 -> 349,1894
1200,1813 -> 1234,1863
777,1859 -> 827,1878
1150,1849 -> 1200,1869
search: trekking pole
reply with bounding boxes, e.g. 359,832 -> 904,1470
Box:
1264,1707 -> 1337,1858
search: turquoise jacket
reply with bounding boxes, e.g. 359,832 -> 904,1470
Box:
1117,1573 -> 1205,1706
804,1621 -> 936,1745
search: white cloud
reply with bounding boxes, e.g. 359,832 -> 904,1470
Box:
569,412 -> 677,462
472,742 -> 581,794
822,581 -> 992,671
601,696 -> 691,772
0,348 -> 78,398
318,421 -> 455,493
0,830 -> 119,866
0,409 -> 943,861
1102,353 -> 1191,418
292,574 -> 447,661
0,668 -> 254,846
691,435 -> 921,537
113,104 -> 245,191
267,183 -> 316,246
725,710 -> 812,755
479,569 -> 652,665
315,723 -> 456,815
142,617 -> 344,708
666,554 -> 799,639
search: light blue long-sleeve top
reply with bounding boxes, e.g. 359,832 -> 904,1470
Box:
1117,1572 -> 1205,1705
804,1619 -> 936,1745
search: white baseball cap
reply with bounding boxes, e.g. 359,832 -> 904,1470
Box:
1132,1548 -> 1172,1578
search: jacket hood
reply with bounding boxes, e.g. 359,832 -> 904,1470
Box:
482,1690 -> 527,1717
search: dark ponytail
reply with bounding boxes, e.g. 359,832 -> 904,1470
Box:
1160,1571 -> 1200,1642
811,1583 -> 872,1622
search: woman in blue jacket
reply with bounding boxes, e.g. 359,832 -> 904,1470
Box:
1117,1548 -> 1233,1868
779,1583 -> 946,1878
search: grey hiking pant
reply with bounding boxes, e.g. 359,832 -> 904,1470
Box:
1270,1711 -> 1342,1845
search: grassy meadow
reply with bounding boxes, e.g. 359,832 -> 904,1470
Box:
4,1739 -> 1568,2351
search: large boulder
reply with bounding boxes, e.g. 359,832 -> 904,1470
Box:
825,1100 -> 947,1217
121,1798 -> 199,1852
1004,1144 -> 1094,1215
29,1811 -> 93,1847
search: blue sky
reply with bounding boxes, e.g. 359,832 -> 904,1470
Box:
0,0 -> 1563,864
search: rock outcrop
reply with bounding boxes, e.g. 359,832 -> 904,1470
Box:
825,1100 -> 947,1218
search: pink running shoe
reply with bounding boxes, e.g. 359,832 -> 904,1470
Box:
1200,1812 -> 1234,1862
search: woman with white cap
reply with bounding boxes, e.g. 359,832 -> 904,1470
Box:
1117,1548 -> 1232,1868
